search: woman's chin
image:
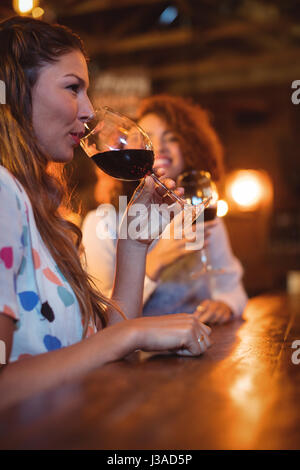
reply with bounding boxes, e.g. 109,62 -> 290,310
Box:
51,149 -> 74,163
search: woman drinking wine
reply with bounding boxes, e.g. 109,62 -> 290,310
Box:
0,17 -> 211,409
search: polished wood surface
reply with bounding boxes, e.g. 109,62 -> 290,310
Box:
0,294 -> 300,450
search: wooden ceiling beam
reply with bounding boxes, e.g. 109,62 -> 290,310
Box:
83,21 -> 268,56
84,27 -> 194,55
149,49 -> 300,79
104,49 -> 300,91
0,7 -> 15,19
59,0 -> 167,16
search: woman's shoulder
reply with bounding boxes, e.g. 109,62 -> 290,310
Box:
0,165 -> 26,199
0,165 -> 30,222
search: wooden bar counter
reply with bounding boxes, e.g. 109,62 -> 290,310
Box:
0,293 -> 300,450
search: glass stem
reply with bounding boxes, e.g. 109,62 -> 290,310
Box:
151,173 -> 185,207
200,248 -> 209,271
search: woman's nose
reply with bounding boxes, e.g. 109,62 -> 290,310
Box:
78,94 -> 94,123
152,137 -> 164,155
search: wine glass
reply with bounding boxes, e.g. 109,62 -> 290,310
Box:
177,170 -> 226,278
80,107 -> 211,222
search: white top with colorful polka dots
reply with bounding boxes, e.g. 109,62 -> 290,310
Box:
0,165 -> 84,362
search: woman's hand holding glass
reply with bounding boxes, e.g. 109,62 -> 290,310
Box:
118,171 -> 185,246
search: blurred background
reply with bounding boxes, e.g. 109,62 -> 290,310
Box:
1,0 -> 300,297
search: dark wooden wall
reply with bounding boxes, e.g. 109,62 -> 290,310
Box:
190,84 -> 300,296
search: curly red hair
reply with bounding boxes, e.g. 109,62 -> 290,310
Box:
137,94 -> 224,181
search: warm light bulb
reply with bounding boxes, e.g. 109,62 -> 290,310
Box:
32,7 -> 44,18
19,0 -> 33,13
230,173 -> 262,209
217,200 -> 228,217
13,0 -> 38,15
225,169 -> 273,213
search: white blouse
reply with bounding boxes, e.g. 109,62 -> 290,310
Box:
82,206 -> 248,317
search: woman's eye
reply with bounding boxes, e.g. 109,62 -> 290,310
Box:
67,84 -> 79,93
165,135 -> 179,143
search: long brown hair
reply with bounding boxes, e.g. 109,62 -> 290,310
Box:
0,16 -> 123,334
137,94 -> 224,181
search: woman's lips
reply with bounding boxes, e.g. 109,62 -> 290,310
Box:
153,157 -> 172,168
69,133 -> 81,146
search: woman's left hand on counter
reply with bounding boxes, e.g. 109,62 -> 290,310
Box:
194,300 -> 233,325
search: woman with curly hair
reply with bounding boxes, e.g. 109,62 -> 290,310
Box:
0,18 -> 211,408
83,95 -> 247,324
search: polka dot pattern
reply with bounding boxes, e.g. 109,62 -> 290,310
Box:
43,335 -> 62,351
43,268 -> 62,286
0,166 -> 83,362
57,286 -> 75,307
19,291 -> 39,311
0,247 -> 13,269
32,248 -> 41,269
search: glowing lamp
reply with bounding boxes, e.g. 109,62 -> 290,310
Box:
217,200 -> 229,217
13,0 -> 38,15
226,170 -> 273,212
32,7 -> 44,18
231,174 -> 261,208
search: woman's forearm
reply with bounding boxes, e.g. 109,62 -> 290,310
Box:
107,239 -> 148,324
0,321 -> 137,410
145,248 -> 164,281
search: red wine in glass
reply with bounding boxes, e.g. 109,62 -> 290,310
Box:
204,206 -> 217,221
184,190 -> 217,222
91,149 -> 154,181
